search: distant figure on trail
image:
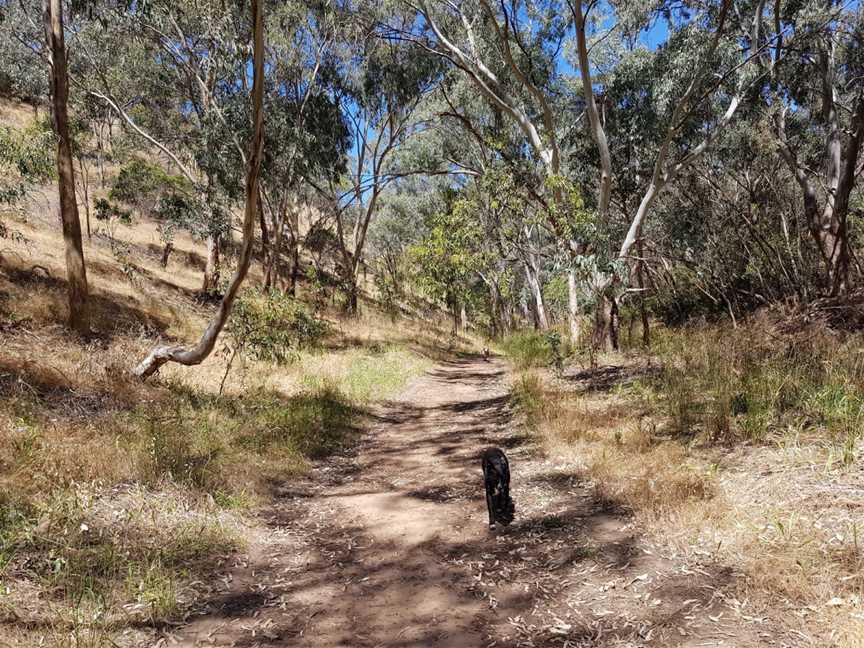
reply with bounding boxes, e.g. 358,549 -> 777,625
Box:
482,447 -> 515,529
482,346 -> 490,361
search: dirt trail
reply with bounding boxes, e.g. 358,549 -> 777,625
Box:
167,357 -> 790,648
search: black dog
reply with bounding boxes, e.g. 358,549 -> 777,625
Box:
482,447 -> 515,528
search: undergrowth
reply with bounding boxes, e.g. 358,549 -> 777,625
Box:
506,319 -> 864,644
499,329 -> 573,371
0,332 -> 429,645
511,371 -> 714,517
628,324 -> 864,457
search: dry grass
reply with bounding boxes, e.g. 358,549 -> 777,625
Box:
508,324 -> 864,645
511,371 -> 715,518
0,174 -> 465,646
0,96 -> 38,131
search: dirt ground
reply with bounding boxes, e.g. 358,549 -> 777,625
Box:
163,357 -> 802,648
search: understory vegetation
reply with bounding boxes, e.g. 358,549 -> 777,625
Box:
507,314 -> 864,644
2,0 -> 864,644
0,247 -> 439,644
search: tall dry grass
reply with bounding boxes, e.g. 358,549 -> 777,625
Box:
505,319 -> 864,644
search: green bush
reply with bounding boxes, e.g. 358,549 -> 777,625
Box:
94,197 -> 132,224
500,329 -> 572,371
230,289 -> 328,364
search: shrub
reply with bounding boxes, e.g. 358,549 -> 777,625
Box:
230,289 -> 327,364
94,197 -> 132,225
500,329 -> 572,371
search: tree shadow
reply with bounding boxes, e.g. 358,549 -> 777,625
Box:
562,363 -> 659,393
1,260 -> 173,338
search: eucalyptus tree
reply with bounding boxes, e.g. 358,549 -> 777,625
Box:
566,0 -> 772,345
44,0 -> 90,335
326,7 -> 445,314
749,0 -> 863,296
0,0 -> 48,112
259,2 -> 349,294
134,0 -> 265,379
0,120 -> 54,239
0,0 -> 92,333
430,71 -> 562,331
404,0 -> 588,339
75,0 -> 253,294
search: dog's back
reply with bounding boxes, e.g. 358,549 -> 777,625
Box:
482,447 -> 515,526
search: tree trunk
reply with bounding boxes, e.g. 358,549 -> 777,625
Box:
637,236 -> 650,347
134,0 -> 266,379
264,215 -> 283,291
489,282 -> 501,338
258,192 -> 271,286
203,233 -> 221,293
77,157 -> 91,240
567,269 -> 581,346
160,242 -> 174,268
347,280 -> 359,314
609,296 -> 620,351
521,298 -> 534,328
44,0 -> 89,336
96,120 -> 106,189
288,231 -> 300,296
592,294 -> 611,351
524,262 -> 549,330
449,293 -> 459,335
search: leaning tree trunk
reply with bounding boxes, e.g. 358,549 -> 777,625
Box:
44,0 -> 89,336
134,0 -> 265,379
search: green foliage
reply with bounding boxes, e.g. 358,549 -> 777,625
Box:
229,289 -> 327,364
109,158 -> 191,210
500,329 -> 572,371
544,174 -> 594,241
0,123 -> 54,206
408,197 -> 487,312
231,387 -> 357,459
94,197 -> 132,225
108,158 -> 197,245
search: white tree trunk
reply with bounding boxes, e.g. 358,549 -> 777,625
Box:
567,270 -> 581,346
